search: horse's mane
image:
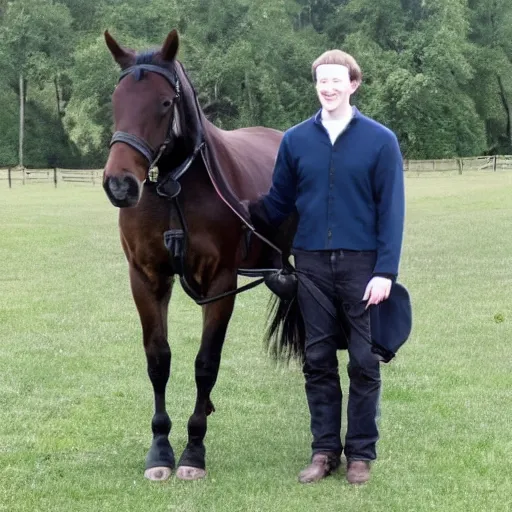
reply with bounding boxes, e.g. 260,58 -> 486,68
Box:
135,51 -> 156,65
173,59 -> 205,149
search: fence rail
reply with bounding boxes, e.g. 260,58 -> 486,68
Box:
0,167 -> 103,187
1,155 -> 512,187
403,155 -> 512,173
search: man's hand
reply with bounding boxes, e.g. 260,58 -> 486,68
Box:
363,276 -> 392,308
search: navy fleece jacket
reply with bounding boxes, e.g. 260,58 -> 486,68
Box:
262,108 -> 405,276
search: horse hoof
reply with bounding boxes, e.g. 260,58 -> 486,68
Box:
176,466 -> 207,481
144,466 -> 173,481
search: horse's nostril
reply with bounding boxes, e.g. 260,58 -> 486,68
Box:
104,175 -> 140,207
126,175 -> 140,199
108,176 -> 128,199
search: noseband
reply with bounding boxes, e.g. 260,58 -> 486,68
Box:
110,64 -> 181,170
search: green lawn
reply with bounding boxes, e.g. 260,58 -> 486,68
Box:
1,173 -> 511,511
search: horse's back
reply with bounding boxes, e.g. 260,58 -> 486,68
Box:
222,125 -> 283,148
215,125 -> 283,166
206,123 -> 283,199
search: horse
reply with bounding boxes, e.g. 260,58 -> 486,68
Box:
102,29 -> 300,481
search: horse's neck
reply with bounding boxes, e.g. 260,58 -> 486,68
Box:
202,121 -> 247,199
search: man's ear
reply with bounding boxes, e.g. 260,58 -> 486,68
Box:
351,80 -> 361,93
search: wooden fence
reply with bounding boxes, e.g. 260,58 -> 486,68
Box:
403,155 -> 512,173
1,155 -> 512,187
0,167 -> 103,187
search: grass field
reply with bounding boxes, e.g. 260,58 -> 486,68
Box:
1,173 -> 512,512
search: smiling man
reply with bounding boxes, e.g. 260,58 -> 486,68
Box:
246,50 -> 405,485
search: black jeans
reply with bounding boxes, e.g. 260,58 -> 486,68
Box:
294,249 -> 381,461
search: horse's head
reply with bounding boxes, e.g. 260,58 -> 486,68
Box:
103,30 -> 182,207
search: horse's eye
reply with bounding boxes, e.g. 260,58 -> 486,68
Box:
162,99 -> 172,108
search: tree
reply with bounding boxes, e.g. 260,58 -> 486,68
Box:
2,0 -> 509,166
325,0 -> 486,158
468,0 -> 512,153
180,0 -> 327,129
0,0 -> 74,166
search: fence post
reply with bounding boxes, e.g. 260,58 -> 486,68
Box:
457,158 -> 463,175
54,167 -> 58,187
493,155 -> 497,172
8,168 -> 11,188
22,167 -> 25,185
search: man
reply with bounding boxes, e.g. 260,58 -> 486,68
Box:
247,50 -> 405,484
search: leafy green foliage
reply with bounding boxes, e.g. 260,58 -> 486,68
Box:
0,0 -> 511,165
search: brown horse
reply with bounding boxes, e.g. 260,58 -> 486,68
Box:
102,29 -> 298,481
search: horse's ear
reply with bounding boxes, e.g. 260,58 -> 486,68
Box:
104,30 -> 132,65
161,29 -> 179,62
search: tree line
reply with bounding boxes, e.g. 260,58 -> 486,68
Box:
0,0 -> 511,168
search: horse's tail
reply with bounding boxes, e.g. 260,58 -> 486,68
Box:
264,294 -> 305,363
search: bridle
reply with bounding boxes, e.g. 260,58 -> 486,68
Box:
108,63 -> 279,302
110,62 -> 206,191
108,62 -> 294,305
109,63 -> 182,172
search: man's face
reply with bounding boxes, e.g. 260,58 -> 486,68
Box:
315,64 -> 359,112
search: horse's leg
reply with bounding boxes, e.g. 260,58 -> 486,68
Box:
129,265 -> 175,481
176,275 -> 236,480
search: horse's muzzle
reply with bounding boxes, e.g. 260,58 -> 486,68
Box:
103,174 -> 141,208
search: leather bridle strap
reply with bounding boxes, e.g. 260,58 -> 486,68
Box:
110,131 -> 155,164
109,63 -> 181,169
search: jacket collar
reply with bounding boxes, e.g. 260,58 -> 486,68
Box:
313,106 -> 362,126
